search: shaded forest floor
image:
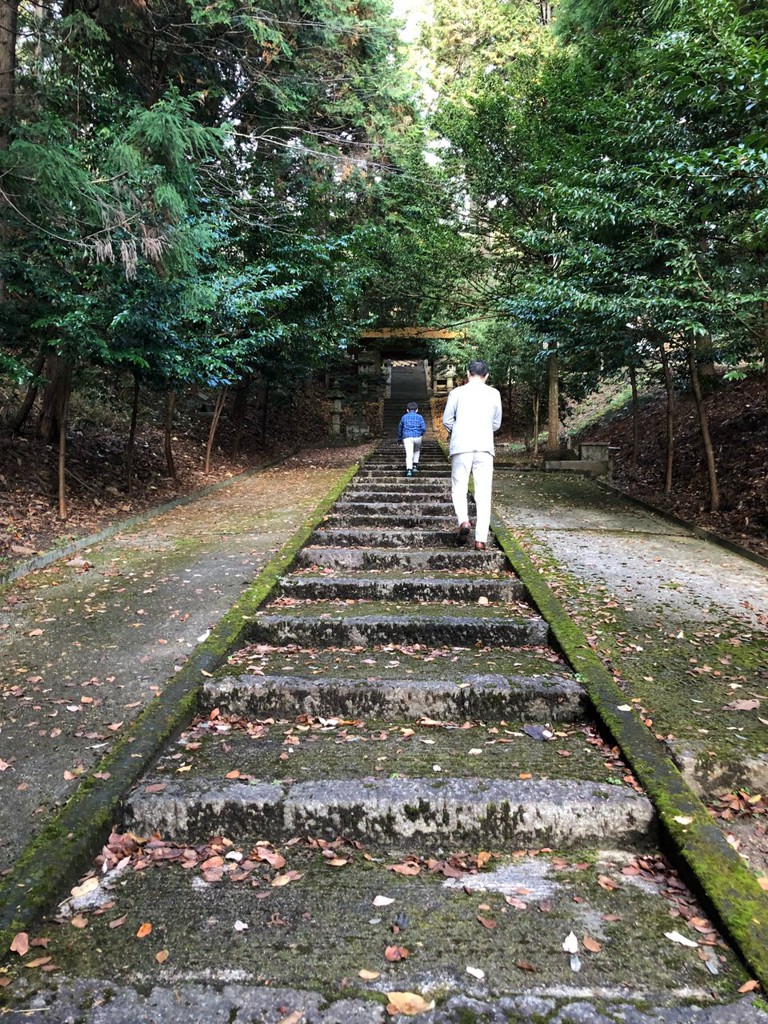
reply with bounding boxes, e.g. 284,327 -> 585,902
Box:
0,382 -> 358,577
574,373 -> 768,561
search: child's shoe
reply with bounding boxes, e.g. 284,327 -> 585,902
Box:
406,469 -> 413,477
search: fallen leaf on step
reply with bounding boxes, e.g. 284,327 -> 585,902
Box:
10,933 -> 29,956
466,966 -> 485,979
738,980 -> 760,993
476,915 -> 496,930
70,916 -> 88,929
561,932 -> 579,953
155,949 -> 169,964
373,895 -> 395,907
272,871 -> 302,887
722,699 -> 759,711
278,1011 -> 304,1024
385,946 -> 410,962
24,957 -> 52,969
254,847 -> 286,869
136,922 -> 153,939
386,862 -> 421,876
582,935 -> 602,953
359,969 -> 381,980
597,875 -> 619,891
385,992 -> 435,1015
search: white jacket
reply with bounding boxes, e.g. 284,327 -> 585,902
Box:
442,378 -> 503,456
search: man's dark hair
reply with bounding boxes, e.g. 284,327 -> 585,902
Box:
407,401 -> 418,411
468,360 -> 489,377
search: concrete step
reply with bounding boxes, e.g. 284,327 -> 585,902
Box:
28,846 -> 763,1021
247,610 -> 549,648
274,575 -> 526,603
203,671 -> 586,721
296,546 -> 509,571
334,501 -> 455,515
309,528 -> 498,549
227,645 -> 571,686
125,770 -> 653,850
356,472 -> 451,482
363,462 -> 447,471
343,490 -> 451,504
325,513 -> 453,529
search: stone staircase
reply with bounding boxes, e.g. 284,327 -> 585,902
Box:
28,366 -> 768,1022
124,436 -> 651,851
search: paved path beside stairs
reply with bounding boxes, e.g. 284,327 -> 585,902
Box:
7,368 -> 768,1023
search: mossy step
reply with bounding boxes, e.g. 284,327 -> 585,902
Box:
340,490 -> 455,504
23,848 -> 761,1019
309,528 -> 500,549
125,774 -> 653,848
247,611 -> 549,649
227,646 -> 570,685
325,513 -> 454,529
363,459 -> 447,467
296,547 -> 509,572
158,717 -> 611,783
274,575 -> 525,603
343,485 -> 450,498
355,474 -> 451,483
202,671 -> 585,721
334,501 -> 455,516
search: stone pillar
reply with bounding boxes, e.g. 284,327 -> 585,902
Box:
330,392 -> 344,435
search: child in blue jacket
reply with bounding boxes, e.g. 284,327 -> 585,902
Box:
397,401 -> 427,477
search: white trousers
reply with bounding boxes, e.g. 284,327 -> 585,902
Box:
451,451 -> 494,543
403,436 -> 422,470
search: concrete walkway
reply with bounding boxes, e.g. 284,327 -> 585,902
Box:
0,448 -> 367,874
494,470 -> 768,807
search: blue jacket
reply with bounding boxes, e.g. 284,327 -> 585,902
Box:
398,411 -> 427,440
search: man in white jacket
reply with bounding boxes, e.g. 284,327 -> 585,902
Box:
442,359 -> 503,551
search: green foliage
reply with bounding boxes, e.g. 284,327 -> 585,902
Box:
426,0 -> 768,394
1,0 -> 428,412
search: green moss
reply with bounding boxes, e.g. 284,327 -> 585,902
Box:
489,510 -> 768,992
7,849 -> 751,1003
0,462 -> 361,959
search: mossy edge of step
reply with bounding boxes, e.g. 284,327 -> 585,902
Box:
490,510 -> 768,992
124,775 -> 654,849
203,670 -> 586,720
0,460 -> 364,955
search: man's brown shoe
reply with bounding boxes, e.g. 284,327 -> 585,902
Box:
457,522 -> 471,544
474,541 -> 486,551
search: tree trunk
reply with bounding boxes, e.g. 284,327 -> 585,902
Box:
55,363 -> 73,519
38,353 -> 73,444
126,374 -> 139,496
10,348 -> 46,435
547,350 -> 558,449
658,342 -> 675,493
260,383 -> 269,442
689,337 -> 720,512
532,394 -> 541,455
231,375 -> 250,459
629,364 -> 639,474
204,386 -> 228,474
506,381 -> 513,434
164,388 -> 176,479
762,300 -> 768,412
0,0 -> 19,304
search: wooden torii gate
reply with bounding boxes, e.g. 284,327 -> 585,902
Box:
356,327 -> 465,395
